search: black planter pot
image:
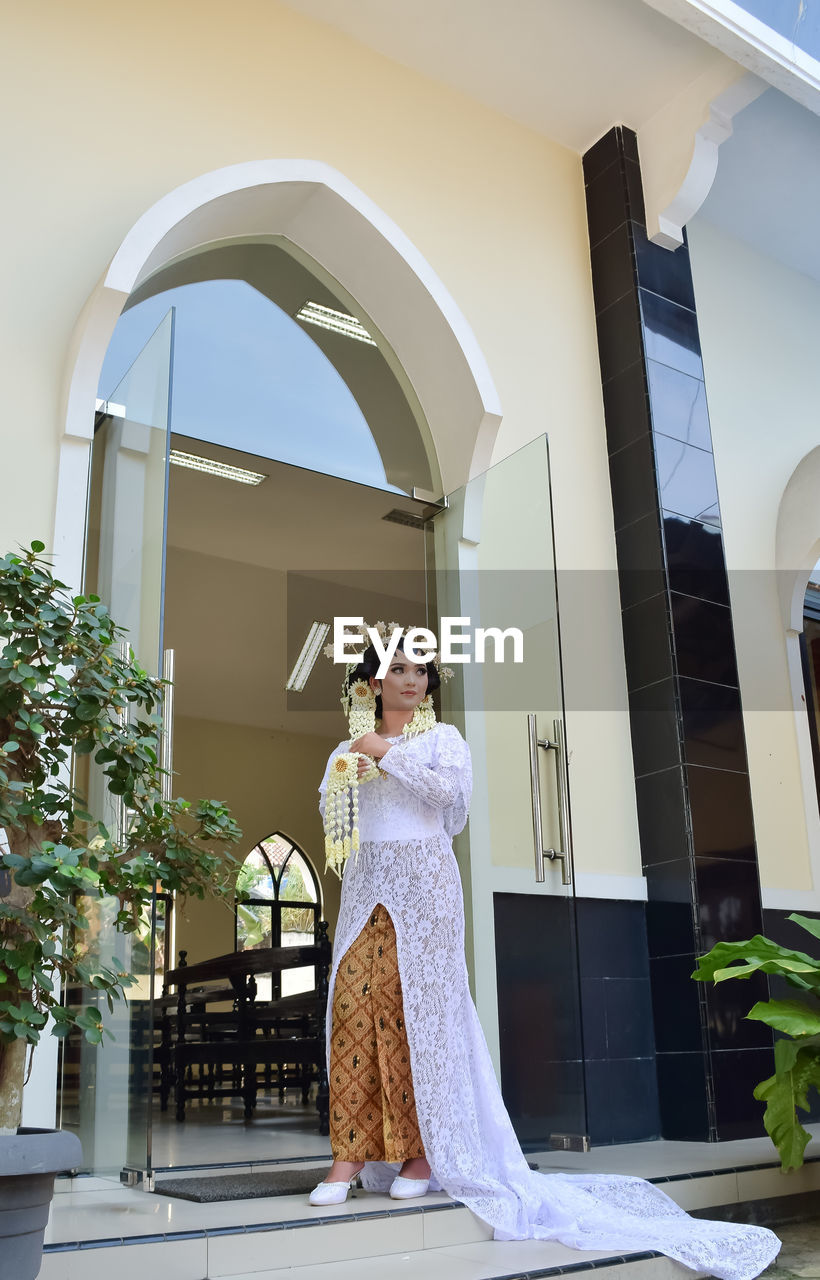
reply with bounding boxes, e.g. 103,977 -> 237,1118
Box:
0,1127 -> 82,1280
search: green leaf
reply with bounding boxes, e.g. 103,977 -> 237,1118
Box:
789,914 -> 820,943
693,936 -> 820,988
30,541 -> 45,553
754,1047 -> 820,1170
747,999 -> 820,1036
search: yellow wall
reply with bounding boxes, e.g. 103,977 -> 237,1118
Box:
688,217 -> 820,894
1,0 -> 640,885
172,715 -> 339,965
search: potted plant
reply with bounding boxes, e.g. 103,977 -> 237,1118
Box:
693,913 -> 820,1170
0,543 -> 241,1280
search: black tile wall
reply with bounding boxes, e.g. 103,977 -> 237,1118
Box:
597,293 -> 644,385
494,893 -> 587,1148
663,513 -> 730,606
679,678 -> 748,772
633,224 -> 696,311
584,125 -> 770,1143
655,1052 -> 709,1140
576,898 -> 660,1145
646,362 -> 711,450
628,678 -> 682,777
615,512 -> 666,610
669,594 -> 738,687
608,436 -> 659,532
604,362 -> 653,454
711,1049 -> 773,1141
645,899 -> 696,959
654,436 -> 720,524
622,593 -> 674,690
639,291 -> 703,380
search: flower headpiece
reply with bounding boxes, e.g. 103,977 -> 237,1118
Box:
323,619 -> 454,719
320,620 -> 454,878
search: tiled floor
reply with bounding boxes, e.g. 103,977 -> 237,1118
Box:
151,1095 -> 331,1168
139,1097 -> 820,1177
44,1123 -> 820,1280
766,1218 -> 820,1279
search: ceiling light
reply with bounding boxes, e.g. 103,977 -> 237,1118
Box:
286,622 -> 331,693
295,301 -> 376,346
169,450 -> 267,485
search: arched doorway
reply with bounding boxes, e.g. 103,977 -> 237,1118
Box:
58,160 -> 504,1181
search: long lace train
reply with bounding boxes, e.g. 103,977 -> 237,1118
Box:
320,725 -> 781,1280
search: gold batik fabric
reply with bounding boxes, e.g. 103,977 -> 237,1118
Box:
329,904 -> 425,1163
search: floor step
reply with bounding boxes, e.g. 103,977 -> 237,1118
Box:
222,1240 -> 685,1280
43,1139 -> 820,1280
40,1198 -> 683,1280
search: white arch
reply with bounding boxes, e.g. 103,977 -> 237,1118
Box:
776,444 -> 820,633
773,445 -> 820,907
55,159 -> 503,585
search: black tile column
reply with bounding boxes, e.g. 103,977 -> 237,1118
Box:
583,126 -> 772,1141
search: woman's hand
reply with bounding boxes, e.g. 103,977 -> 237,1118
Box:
350,732 -> 391,761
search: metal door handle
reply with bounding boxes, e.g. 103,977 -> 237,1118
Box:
527,713 -> 573,886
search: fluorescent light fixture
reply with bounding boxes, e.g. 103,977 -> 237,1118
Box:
169,450 -> 267,486
295,301 -> 376,346
286,621 -> 331,692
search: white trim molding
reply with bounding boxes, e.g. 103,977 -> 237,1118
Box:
644,0 -> 820,112
769,444 -> 820,915
56,158 -> 503,591
490,866 -> 648,901
762,886 -> 820,913
639,70 -> 768,249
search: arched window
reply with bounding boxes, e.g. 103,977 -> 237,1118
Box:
235,833 -> 321,1000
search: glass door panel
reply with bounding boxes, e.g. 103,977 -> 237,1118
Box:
61,312 -> 174,1181
426,434 -> 588,1150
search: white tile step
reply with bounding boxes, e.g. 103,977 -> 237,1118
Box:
42,1155 -> 820,1280
224,1238 -> 695,1280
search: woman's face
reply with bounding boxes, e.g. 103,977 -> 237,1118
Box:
371,651 -> 430,714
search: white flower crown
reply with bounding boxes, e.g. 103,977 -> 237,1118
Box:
323,618 -> 455,715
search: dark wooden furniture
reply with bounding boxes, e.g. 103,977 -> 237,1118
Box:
161,921 -> 331,1133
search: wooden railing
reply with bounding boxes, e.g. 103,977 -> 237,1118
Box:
160,921 -> 332,1133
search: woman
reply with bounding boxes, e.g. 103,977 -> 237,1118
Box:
310,633 -> 779,1280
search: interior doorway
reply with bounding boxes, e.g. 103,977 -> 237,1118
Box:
62,219 -> 586,1180
61,242 -> 439,1176
156,435 -> 431,1168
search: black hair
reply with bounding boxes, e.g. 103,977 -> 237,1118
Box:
347,637 -> 441,720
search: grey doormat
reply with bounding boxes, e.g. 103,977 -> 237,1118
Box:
155,1167 -> 328,1202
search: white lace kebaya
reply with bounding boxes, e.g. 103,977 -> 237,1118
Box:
319,722 -> 780,1280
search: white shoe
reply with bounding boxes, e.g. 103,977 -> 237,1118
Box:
389,1175 -> 430,1199
308,1177 -> 357,1206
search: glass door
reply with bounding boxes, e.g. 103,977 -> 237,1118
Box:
426,434 -> 589,1150
60,311 -> 175,1181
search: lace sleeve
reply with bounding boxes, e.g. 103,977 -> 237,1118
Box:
318,740 -> 350,821
378,723 -> 472,835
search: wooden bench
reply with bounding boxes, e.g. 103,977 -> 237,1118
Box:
161,921 -> 332,1133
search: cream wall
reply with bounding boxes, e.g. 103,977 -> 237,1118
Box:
1,0 -> 640,886
172,716 -> 339,965
688,217 -> 820,899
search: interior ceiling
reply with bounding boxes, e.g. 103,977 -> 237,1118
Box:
128,242 -> 434,494
280,0 -> 724,152
164,436 -> 428,737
